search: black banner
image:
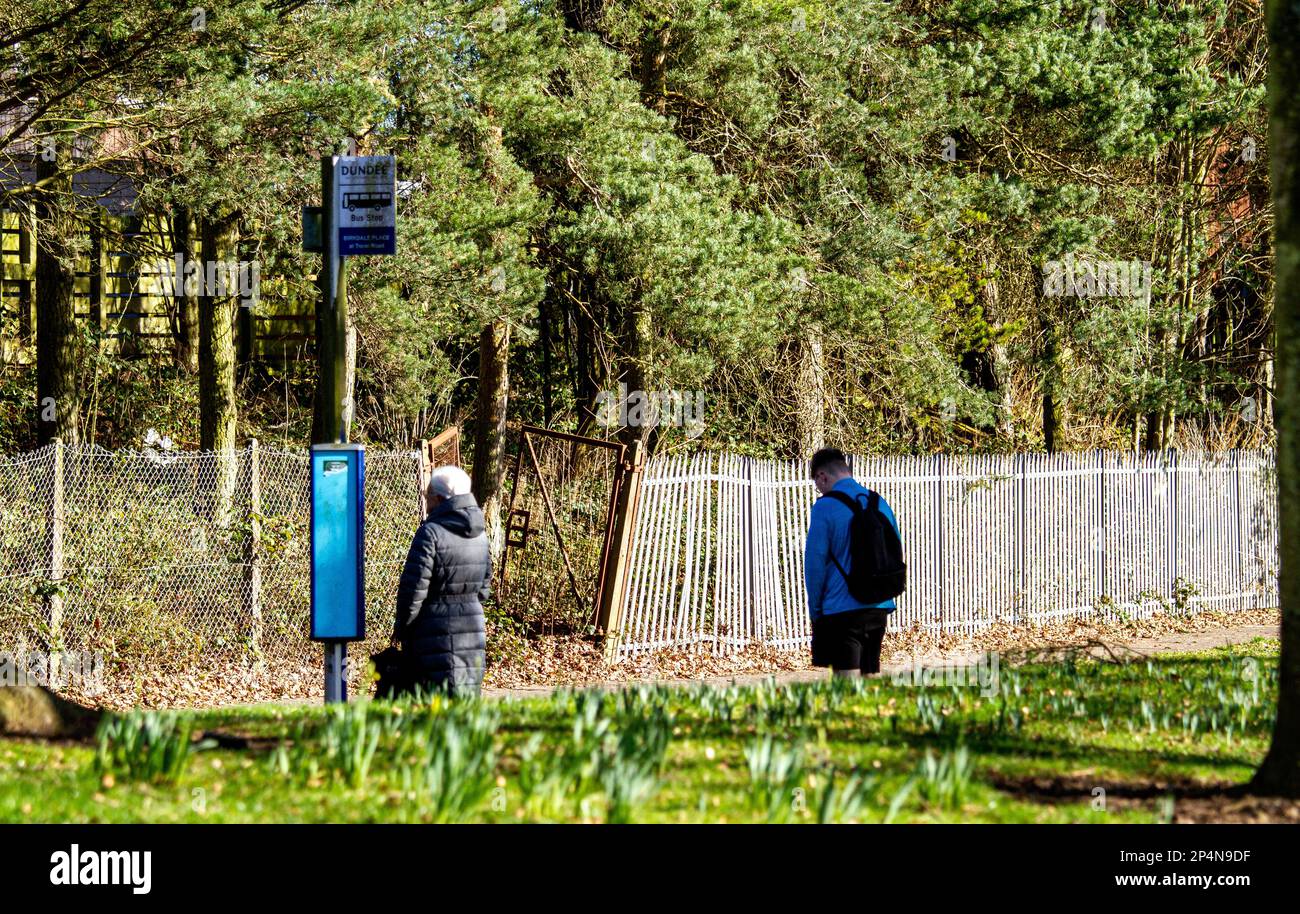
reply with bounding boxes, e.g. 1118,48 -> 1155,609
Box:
3,824 -> 1282,901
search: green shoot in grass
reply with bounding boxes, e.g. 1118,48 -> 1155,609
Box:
744,735 -> 805,823
914,745 -> 975,811
94,711 -> 199,785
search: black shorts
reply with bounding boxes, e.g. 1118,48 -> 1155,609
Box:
811,608 -> 889,673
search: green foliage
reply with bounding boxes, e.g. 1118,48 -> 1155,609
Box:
1,0 -> 1272,454
914,745 -> 976,810
94,710 -> 202,784
744,735 -> 806,822
396,709 -> 499,823
811,766 -> 876,824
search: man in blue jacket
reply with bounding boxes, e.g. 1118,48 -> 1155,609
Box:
804,448 -> 900,677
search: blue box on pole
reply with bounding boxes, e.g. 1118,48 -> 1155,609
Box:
309,443 -> 366,642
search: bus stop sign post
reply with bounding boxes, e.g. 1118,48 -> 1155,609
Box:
310,444 -> 366,703
308,151 -> 395,704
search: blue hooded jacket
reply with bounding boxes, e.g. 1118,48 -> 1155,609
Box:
804,477 -> 900,620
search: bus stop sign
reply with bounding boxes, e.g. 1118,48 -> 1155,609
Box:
334,155 -> 396,256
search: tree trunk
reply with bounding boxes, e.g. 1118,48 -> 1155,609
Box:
964,344 -> 1014,437
990,341 -> 1014,437
1041,316 -> 1061,453
199,213 -> 240,525
472,318 -> 510,552
540,295 -> 553,427
343,314 -> 357,441
571,280 -> 604,439
1042,389 -> 1058,454
34,154 -> 79,446
0,686 -> 100,738
1252,0 -> 1300,796
1144,406 -> 1171,451
639,26 -> 671,116
970,256 -> 1013,438
620,295 -> 653,449
792,325 -> 826,457
172,206 -> 200,373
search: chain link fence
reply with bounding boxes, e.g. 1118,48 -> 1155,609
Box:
0,442 -> 424,668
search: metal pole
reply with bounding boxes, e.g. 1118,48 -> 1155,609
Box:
599,439 -> 645,660
1017,452 -> 1026,626
316,154 -> 351,704
324,642 -> 348,704
46,438 -> 64,667
1098,450 -> 1107,605
246,438 -> 263,659
314,155 -> 349,447
1168,448 -> 1179,600
936,454 -> 946,629
1234,449 -> 1246,607
745,455 -> 754,646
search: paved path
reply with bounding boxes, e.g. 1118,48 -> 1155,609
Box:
481,623 -> 1280,700
1107,623 -> 1278,658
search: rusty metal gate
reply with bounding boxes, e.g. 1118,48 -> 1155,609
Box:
495,424 -> 628,637
418,426 -> 462,517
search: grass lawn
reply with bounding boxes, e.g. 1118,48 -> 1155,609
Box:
0,639 -> 1280,824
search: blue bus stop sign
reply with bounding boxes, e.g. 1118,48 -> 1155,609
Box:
310,444 -> 366,642
334,156 -> 396,256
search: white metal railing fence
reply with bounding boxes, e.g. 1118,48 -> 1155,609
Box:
616,450 -> 1279,657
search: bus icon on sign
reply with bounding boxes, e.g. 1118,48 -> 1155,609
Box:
343,191 -> 392,212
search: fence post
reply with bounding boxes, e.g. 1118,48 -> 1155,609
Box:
1097,450 -> 1107,608
745,456 -> 755,647
417,436 -> 430,519
1016,453 -> 1026,625
1168,448 -> 1179,602
1233,449 -> 1246,608
45,438 -> 65,656
244,438 -> 263,661
935,453 -> 947,629
90,210 -> 107,331
599,439 -> 645,661
18,201 -> 36,343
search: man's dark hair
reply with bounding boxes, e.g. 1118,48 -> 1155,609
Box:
809,447 -> 850,478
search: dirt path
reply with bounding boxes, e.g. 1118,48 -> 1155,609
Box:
1097,623 -> 1278,658
99,610 -> 1276,711
481,620 -> 1279,700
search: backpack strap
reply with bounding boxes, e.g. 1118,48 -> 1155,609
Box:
819,489 -> 873,584
821,489 -> 857,513
822,489 -> 874,513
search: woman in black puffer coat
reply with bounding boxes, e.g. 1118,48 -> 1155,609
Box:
391,466 -> 492,697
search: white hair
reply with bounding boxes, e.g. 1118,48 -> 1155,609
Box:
427,465 -> 473,499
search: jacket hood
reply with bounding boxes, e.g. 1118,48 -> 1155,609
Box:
427,492 -> 485,538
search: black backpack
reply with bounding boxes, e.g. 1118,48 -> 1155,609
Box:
821,489 -> 906,604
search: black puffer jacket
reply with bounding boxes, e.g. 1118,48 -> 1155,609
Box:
393,493 -> 492,695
